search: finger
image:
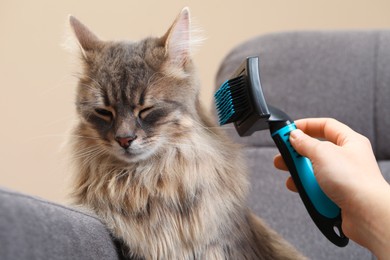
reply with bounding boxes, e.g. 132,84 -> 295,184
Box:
289,129 -> 323,158
286,177 -> 298,192
294,118 -> 357,146
273,154 -> 288,171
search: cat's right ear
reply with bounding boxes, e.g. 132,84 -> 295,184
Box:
68,16 -> 102,58
160,8 -> 191,68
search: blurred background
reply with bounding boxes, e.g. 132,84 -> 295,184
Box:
1,0 -> 390,204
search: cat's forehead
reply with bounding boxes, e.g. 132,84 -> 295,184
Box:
86,40 -> 168,108
98,43 -> 154,80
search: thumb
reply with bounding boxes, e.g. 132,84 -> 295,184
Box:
289,129 -> 321,159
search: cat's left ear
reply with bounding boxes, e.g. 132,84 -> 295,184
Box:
161,7 -> 191,67
68,16 -> 102,58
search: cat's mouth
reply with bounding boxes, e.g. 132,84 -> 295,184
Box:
118,147 -> 144,162
115,142 -> 160,163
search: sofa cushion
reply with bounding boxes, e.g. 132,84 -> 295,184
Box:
376,32 -> 390,159
0,187 -> 119,260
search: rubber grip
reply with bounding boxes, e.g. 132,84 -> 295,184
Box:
272,123 -> 349,247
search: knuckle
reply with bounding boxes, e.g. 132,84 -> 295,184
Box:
358,134 -> 372,147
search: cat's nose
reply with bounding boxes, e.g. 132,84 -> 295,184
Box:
115,135 -> 137,149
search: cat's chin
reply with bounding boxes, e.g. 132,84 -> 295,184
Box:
116,147 -> 158,163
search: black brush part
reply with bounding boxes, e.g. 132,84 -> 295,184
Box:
214,57 -> 271,136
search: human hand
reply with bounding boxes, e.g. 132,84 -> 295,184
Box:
273,118 -> 390,258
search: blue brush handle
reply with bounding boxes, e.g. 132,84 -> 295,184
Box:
271,123 -> 349,247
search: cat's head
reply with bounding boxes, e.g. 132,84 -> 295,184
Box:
69,8 -> 202,163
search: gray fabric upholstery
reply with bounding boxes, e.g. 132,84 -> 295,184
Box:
379,161 -> 390,182
215,30 -> 390,259
0,187 -> 119,260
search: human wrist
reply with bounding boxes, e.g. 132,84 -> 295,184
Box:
367,184 -> 390,259
345,182 -> 390,258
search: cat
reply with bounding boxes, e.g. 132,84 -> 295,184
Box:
68,7 -> 305,260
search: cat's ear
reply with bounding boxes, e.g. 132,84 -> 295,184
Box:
68,16 -> 102,57
161,7 -> 191,67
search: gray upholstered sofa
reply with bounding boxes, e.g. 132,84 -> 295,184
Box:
1,30 -> 389,259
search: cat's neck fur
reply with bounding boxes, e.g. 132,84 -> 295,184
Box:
70,105 -> 249,259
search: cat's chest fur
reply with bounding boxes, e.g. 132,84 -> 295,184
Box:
74,135 -> 248,259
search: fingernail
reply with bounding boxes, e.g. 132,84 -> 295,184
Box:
290,129 -> 303,140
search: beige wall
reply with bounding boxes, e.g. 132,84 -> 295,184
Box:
1,0 -> 390,203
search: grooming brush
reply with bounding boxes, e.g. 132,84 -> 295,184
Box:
214,56 -> 349,247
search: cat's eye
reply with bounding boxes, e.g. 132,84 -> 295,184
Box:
95,108 -> 113,119
138,107 -> 154,119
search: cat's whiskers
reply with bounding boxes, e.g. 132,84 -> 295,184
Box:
72,147 -> 104,163
67,141 -> 106,159
156,123 -> 234,137
28,133 -> 101,142
68,134 -> 102,141
146,134 -> 215,155
167,142 -> 213,155
42,115 -> 76,128
76,149 -> 108,173
191,119 -> 236,135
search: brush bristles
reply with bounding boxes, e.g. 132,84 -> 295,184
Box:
214,75 -> 250,125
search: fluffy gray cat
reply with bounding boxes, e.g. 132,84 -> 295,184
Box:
68,7 -> 305,260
